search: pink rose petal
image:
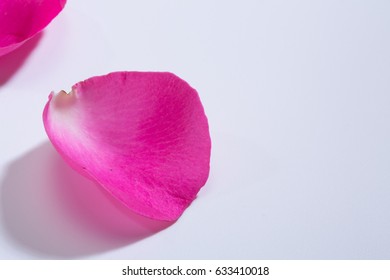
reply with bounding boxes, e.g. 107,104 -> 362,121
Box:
43,72 -> 211,221
0,0 -> 66,56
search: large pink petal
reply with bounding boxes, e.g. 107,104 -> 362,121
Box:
43,72 -> 211,221
0,0 -> 66,56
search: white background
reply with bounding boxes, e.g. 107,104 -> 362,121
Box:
0,0 -> 389,259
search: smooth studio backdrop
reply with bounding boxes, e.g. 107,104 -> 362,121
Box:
1,0 -> 390,259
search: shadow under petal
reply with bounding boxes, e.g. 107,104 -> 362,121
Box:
0,142 -> 173,259
0,32 -> 43,86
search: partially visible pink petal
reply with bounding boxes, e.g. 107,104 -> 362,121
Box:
43,72 -> 211,221
0,0 -> 66,56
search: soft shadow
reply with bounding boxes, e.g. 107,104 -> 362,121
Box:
0,142 -> 173,259
0,33 -> 43,86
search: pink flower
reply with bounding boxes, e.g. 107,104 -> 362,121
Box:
0,0 -> 66,56
43,72 -> 211,221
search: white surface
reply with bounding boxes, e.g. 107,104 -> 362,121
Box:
1,0 -> 390,259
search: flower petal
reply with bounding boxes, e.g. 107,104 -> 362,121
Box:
0,0 -> 66,56
43,72 -> 211,221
